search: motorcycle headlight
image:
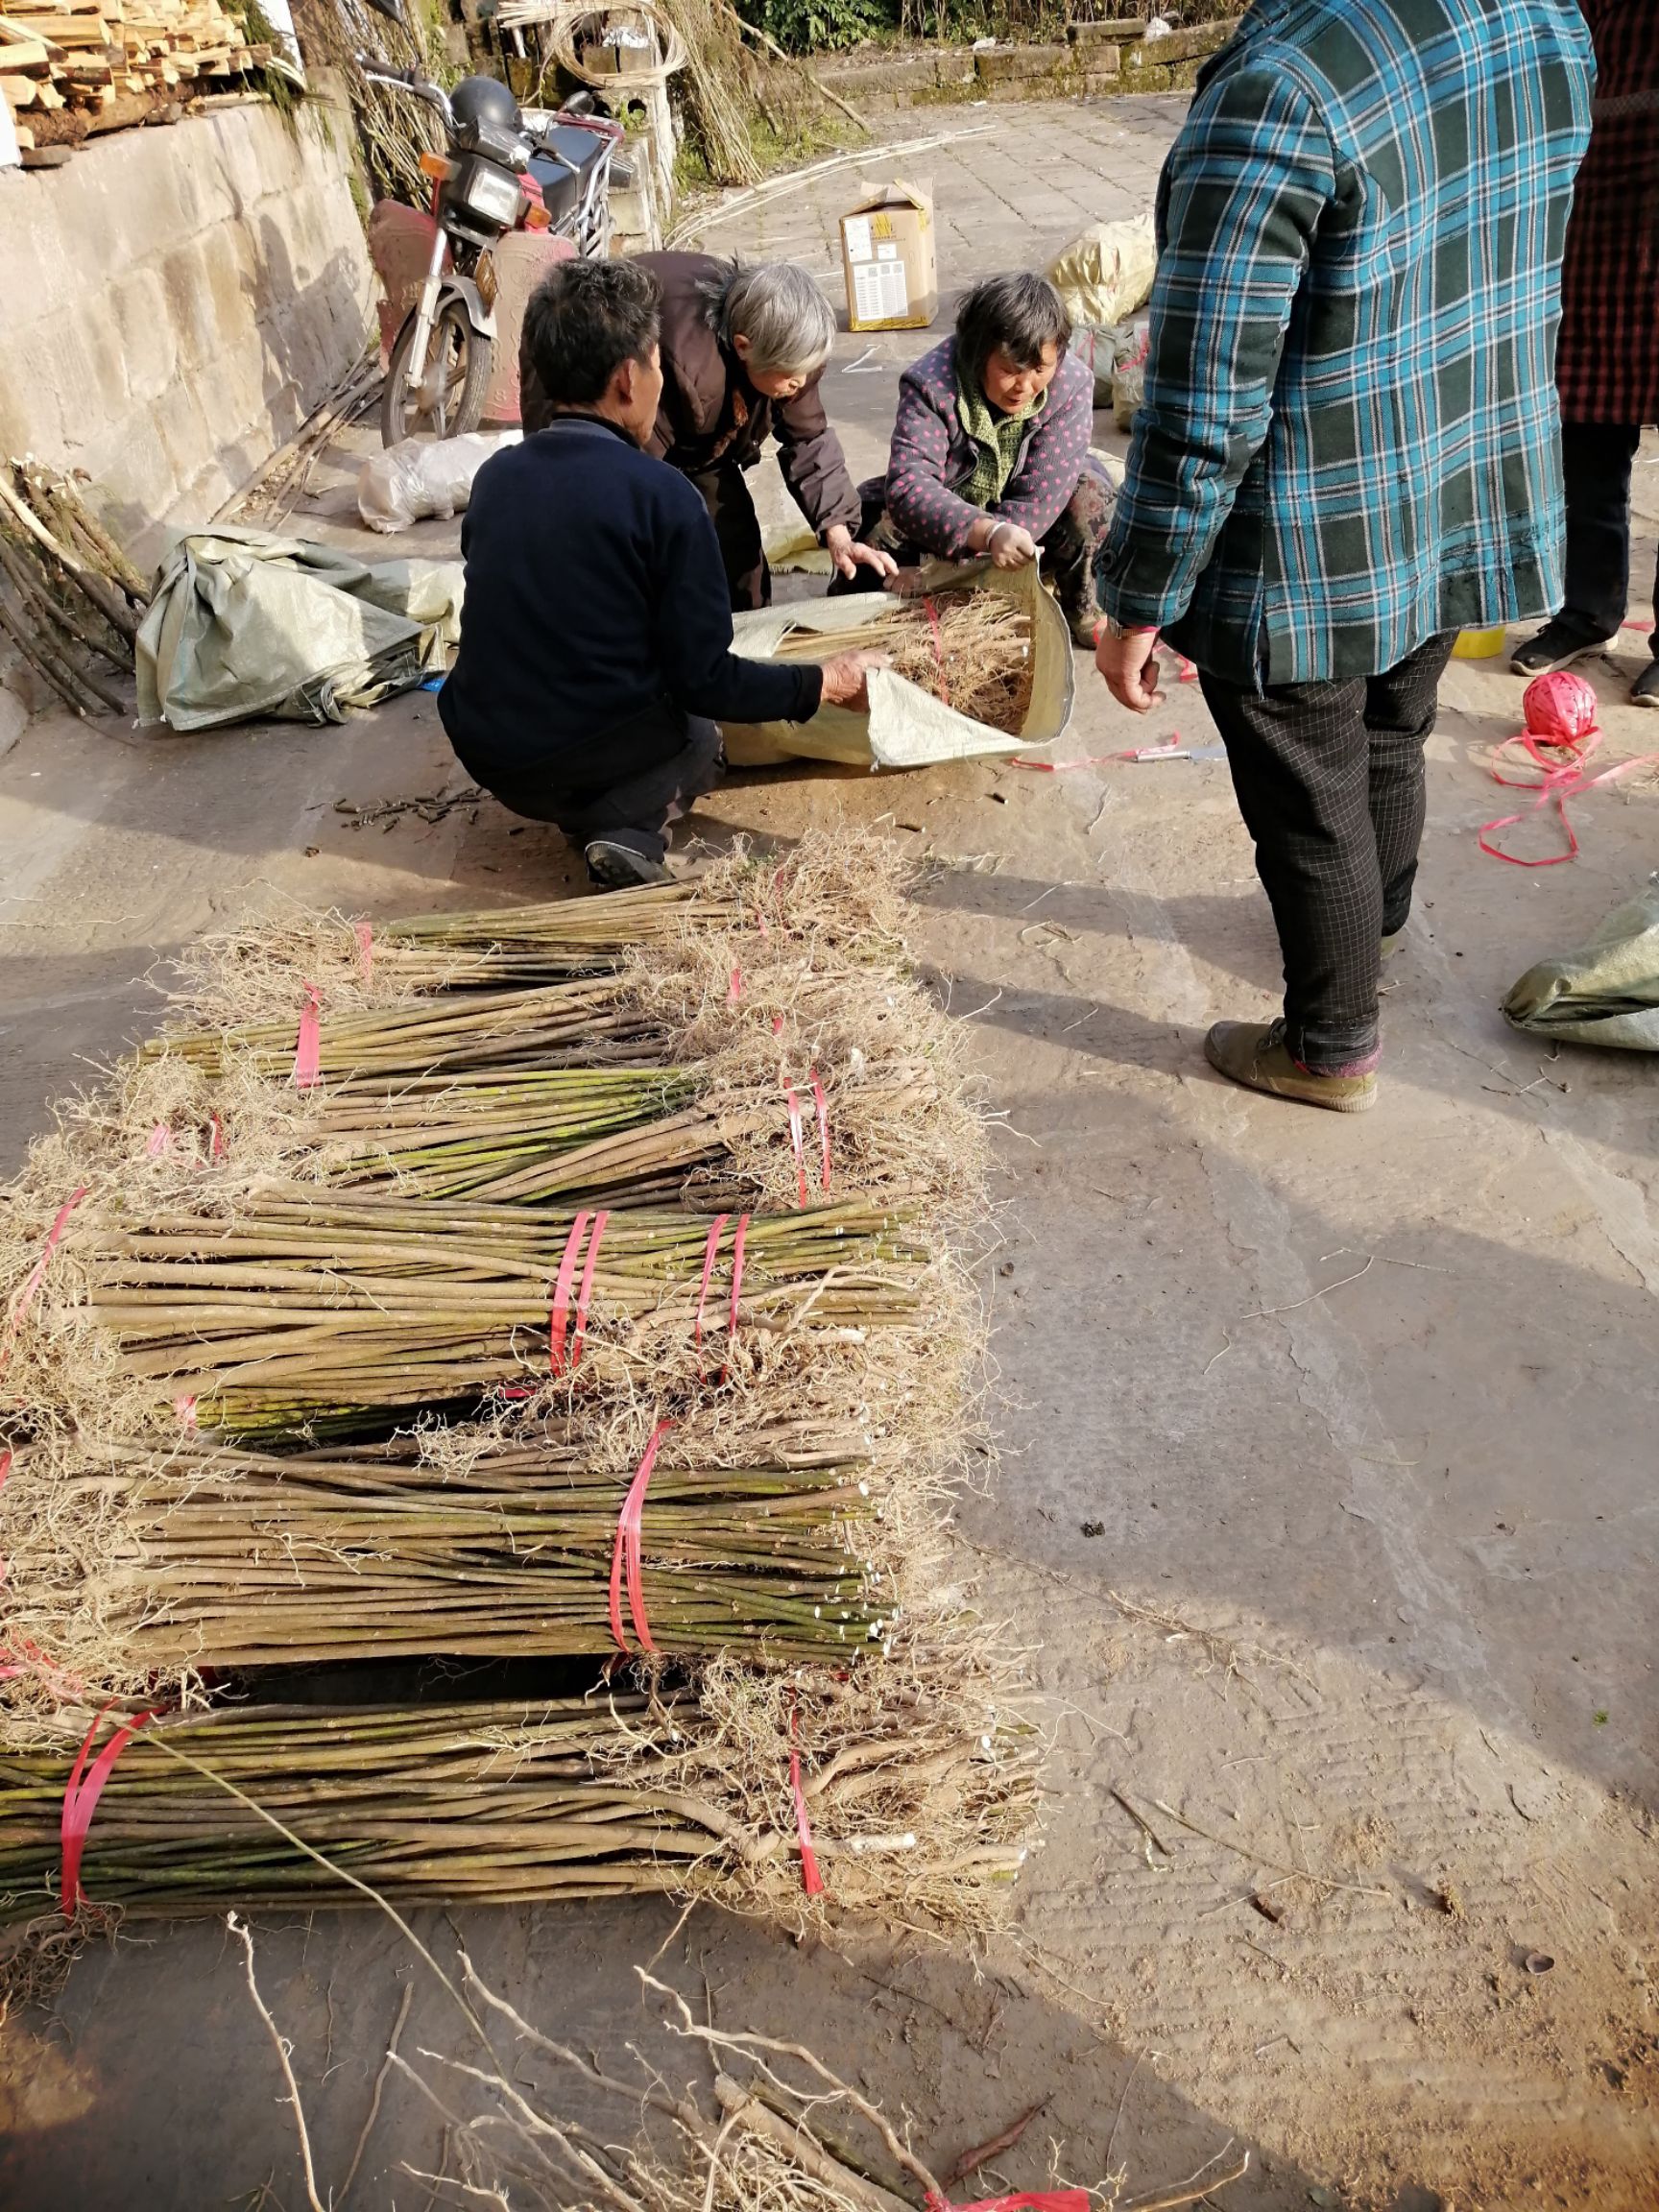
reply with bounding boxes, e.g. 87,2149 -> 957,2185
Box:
459,160 -> 523,227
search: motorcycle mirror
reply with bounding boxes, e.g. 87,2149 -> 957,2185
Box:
362,0 -> 407,24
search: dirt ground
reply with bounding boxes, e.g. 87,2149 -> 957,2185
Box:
3,96 -> 1657,2212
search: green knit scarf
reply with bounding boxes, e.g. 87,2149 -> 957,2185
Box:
956,371 -> 1046,511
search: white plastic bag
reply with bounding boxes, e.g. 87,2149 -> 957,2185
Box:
357,430 -> 521,533
1113,320 -> 1151,432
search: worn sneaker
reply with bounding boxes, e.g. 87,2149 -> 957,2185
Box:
1203,1019 -> 1378,1113
1510,620 -> 1614,678
585,839 -> 669,890
1380,927 -> 1406,962
1631,658 -> 1659,710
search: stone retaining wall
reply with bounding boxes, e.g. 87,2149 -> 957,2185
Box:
0,95 -> 374,562
819,19 -> 1237,110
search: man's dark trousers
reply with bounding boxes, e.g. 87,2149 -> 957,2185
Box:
1198,632 -> 1456,1074
482,702 -> 721,866
683,464 -> 770,613
1556,423 -> 1659,656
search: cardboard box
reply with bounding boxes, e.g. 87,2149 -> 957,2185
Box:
838,179 -> 938,334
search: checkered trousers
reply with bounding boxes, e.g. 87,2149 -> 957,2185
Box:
1555,2 -> 1659,427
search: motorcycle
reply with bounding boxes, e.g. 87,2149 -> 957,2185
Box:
359,11 -> 631,444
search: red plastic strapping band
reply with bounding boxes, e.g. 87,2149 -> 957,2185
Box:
728,966 -> 743,1005
60,1704 -> 155,1915
0,1631 -> 84,1693
808,1068 -> 830,1193
607,1417 -> 672,1655
727,1214 -> 751,1357
569,1208 -> 609,1366
208,1115 -> 226,1164
292,982 -> 323,1090
145,1122 -> 172,1159
694,1214 -> 732,1346
783,1082 -> 807,1207
354,919 -> 374,979
548,1210 -> 592,1376
788,1697 -> 826,1897
174,1395 -> 198,1430
772,1013 -> 785,1036
1478,726 -> 1659,867
923,595 -> 950,708
2,1187 -> 88,1367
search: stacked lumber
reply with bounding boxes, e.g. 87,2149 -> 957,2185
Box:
0,0 -> 272,153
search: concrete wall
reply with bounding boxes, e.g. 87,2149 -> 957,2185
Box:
0,99 -> 374,560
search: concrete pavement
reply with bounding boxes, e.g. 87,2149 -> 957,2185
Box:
2,94 -> 1657,2212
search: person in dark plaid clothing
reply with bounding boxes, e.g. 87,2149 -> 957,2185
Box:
1094,0 -> 1594,1113
1512,5 -> 1659,707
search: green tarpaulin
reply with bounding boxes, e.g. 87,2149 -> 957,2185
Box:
136,526 -> 463,733
1502,877 -> 1659,1050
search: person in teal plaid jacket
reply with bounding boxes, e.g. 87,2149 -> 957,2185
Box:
1094,0 -> 1595,1114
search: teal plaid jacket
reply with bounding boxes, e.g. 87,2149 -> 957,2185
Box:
1097,0 -> 1595,686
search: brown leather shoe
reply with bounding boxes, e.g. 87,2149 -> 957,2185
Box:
1204,1019 -> 1378,1113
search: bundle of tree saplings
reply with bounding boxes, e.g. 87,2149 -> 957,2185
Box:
140,980 -> 672,1083
770,589 -> 1036,735
0,1185 -> 954,1444
109,1003 -> 974,1219
41,842 -> 985,1227
0,1641 -> 1038,1936
0,1411 -> 921,1696
163,828 -> 913,1030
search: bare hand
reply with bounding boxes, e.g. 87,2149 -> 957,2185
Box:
882,565 -> 929,599
818,648 -> 890,713
825,524 -> 899,583
1095,626 -> 1163,713
987,521 -> 1038,570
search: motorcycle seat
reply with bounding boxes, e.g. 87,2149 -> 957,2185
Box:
528,124 -> 608,223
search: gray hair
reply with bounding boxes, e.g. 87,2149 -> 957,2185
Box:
699,257 -> 835,378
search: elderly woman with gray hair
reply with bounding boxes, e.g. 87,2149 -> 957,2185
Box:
521,252 -> 893,611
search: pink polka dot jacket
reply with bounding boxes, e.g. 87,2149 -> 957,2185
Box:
881,338 -> 1094,561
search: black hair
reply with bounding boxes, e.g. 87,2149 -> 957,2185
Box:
954,272 -> 1070,387
522,257 -> 661,408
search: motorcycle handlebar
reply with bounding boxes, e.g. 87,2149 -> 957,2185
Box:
354,54 -> 454,124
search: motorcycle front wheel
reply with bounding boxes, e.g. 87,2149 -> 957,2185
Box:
382,297 -> 493,445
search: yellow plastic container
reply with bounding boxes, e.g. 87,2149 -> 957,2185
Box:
1452,624 -> 1507,660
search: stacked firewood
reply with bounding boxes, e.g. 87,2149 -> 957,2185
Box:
0,460 -> 148,716
0,0 -> 273,153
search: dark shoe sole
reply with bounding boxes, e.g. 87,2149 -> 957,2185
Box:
585,840 -> 669,889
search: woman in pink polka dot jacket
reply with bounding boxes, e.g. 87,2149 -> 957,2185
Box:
831,271 -> 1115,645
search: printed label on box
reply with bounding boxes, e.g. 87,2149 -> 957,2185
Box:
842,214 -> 874,262
853,257 -> 909,324
876,242 -> 900,261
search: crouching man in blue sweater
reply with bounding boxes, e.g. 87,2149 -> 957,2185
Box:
440,258 -> 879,888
